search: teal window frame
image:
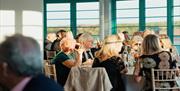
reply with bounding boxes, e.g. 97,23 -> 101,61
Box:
44,0 -> 178,45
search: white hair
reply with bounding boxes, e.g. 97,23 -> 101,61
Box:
78,33 -> 93,43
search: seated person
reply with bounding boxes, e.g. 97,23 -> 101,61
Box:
77,33 -> 99,65
93,35 -> 127,91
134,34 -> 177,91
51,38 -> 83,86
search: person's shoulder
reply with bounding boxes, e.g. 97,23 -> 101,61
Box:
23,74 -> 64,91
158,51 -> 172,60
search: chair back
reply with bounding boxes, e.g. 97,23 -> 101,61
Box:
44,61 -> 57,81
151,68 -> 180,91
46,50 -> 56,60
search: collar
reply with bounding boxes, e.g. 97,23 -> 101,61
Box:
11,77 -> 32,91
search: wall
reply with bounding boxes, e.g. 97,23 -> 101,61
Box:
0,0 -> 43,49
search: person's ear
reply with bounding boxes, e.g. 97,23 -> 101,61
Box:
0,62 -> 8,76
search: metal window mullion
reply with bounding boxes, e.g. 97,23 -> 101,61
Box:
70,0 -> 77,36
111,0 -> 116,34
167,0 -> 174,44
44,0 -> 47,41
139,0 -> 145,31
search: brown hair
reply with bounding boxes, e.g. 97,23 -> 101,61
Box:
142,34 -> 162,55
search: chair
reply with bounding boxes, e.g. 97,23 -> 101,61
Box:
46,50 -> 56,59
151,68 -> 180,91
64,67 -> 112,91
46,50 -> 56,64
44,61 -> 57,81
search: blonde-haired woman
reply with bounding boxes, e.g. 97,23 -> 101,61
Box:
93,35 -> 127,91
51,38 -> 83,86
134,34 -> 176,91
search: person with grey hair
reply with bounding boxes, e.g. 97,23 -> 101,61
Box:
77,33 -> 99,65
0,34 -> 63,91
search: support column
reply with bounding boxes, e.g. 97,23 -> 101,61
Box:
99,0 -> 112,40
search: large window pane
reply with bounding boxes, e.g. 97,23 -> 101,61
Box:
77,11 -> 99,18
174,17 -> 180,26
145,0 -> 167,35
146,8 -> 166,17
116,0 -> 139,35
174,27 -> 180,36
116,0 -> 138,9
47,12 -> 70,19
174,7 -> 180,16
23,11 -> 43,50
77,2 -> 99,36
23,26 -> 43,39
77,20 -> 99,25
117,18 -> 138,25
146,0 -> 167,7
146,17 -> 167,26
0,10 -> 15,42
117,26 -> 139,35
47,3 -> 70,33
146,26 -> 167,34
77,27 -> 99,35
47,27 -> 70,33
117,9 -> 139,17
0,10 -> 15,25
23,11 -> 42,25
47,4 -> 70,11
47,20 -> 70,27
77,2 -> 99,10
0,27 -> 15,42
174,0 -> 180,6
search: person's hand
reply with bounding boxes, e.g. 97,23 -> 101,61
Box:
75,48 -> 84,55
83,59 -> 94,65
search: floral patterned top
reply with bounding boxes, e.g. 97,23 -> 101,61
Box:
137,51 -> 176,91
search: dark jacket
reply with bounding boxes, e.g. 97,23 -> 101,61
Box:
23,74 -> 63,91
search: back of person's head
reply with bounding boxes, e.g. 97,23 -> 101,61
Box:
56,29 -> 66,38
143,29 -> 155,38
75,33 -> 83,42
95,35 -> 123,59
142,34 -> 162,55
60,38 -> 76,52
0,34 -> 42,76
65,31 -> 74,39
78,33 -> 93,43
47,33 -> 56,42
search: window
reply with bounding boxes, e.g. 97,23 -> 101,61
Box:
116,0 -> 139,35
47,3 -> 71,33
145,0 -> 167,34
77,2 -> 99,36
173,0 -> 180,46
23,11 -> 43,49
0,10 -> 15,42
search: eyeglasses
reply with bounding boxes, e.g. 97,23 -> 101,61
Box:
134,43 -> 141,46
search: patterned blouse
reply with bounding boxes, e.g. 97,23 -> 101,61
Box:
137,51 -> 176,91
